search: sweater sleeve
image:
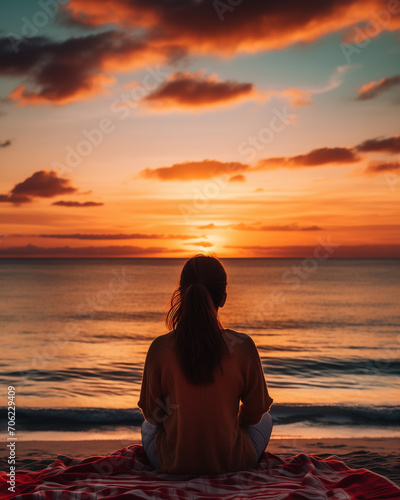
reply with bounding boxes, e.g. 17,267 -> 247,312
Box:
137,340 -> 165,426
238,337 -> 273,426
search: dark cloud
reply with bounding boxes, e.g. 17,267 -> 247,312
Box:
224,244 -> 400,258
0,244 -> 182,257
0,170 -> 77,204
142,147 -> 359,182
292,147 -> 359,166
51,201 -> 103,207
363,162 -> 400,175
229,174 -> 246,182
3,1 -> 399,106
356,136 -> 400,154
142,72 -> 255,109
0,140 -> 11,148
141,135 -> 400,181
64,0 -> 400,55
195,222 -> 322,231
196,224 -> 218,230
256,147 -> 359,170
0,32 -> 184,105
0,194 -> 30,204
140,159 -> 249,181
357,75 -> 400,101
231,223 -> 323,231
34,233 -> 199,240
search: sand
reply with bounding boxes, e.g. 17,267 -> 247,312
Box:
1,437 -> 399,486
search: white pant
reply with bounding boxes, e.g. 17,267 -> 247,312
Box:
141,420 -> 161,469
243,412 -> 273,464
141,412 -> 273,470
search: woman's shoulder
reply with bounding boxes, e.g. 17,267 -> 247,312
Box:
223,328 -> 258,353
223,328 -> 251,341
146,331 -> 175,357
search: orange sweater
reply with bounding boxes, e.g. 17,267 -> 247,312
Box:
137,328 -> 273,475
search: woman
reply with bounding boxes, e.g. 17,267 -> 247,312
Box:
138,255 -> 273,475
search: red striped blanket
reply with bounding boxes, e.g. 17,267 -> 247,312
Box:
1,445 -> 399,499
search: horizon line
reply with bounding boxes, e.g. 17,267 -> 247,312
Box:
0,256 -> 399,260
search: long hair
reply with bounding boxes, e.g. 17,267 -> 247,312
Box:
166,255 -> 229,385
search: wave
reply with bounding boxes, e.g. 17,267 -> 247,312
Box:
2,356 -> 398,387
68,311 -> 165,322
271,404 -> 400,427
0,405 -> 399,432
0,407 -> 143,431
230,318 -> 400,331
2,363 -> 144,384
261,356 -> 400,378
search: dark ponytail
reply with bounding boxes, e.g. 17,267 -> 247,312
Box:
166,255 -> 229,385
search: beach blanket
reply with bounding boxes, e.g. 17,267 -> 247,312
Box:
1,445 -> 400,499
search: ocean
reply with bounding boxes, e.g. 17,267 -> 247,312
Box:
1,258 -> 399,442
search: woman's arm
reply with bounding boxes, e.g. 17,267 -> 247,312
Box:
137,341 -> 165,426
238,337 -> 273,426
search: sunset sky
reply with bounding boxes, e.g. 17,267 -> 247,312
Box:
0,0 -> 399,257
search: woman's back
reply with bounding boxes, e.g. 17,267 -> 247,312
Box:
138,255 -> 273,474
138,328 -> 273,475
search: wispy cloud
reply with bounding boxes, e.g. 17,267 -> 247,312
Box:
51,201 -> 103,207
0,244 -> 184,257
363,162 -> 400,175
30,233 -> 200,240
224,244 -> 400,258
231,223 -> 323,232
197,224 -> 218,230
184,241 -> 214,248
196,222 -> 323,231
229,174 -> 246,182
356,135 -> 400,154
255,147 -> 359,170
357,75 -> 400,101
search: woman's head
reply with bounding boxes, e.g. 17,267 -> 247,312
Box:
166,255 -> 229,385
179,255 -> 227,310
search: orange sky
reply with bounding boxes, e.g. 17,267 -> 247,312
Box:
0,0 -> 399,257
